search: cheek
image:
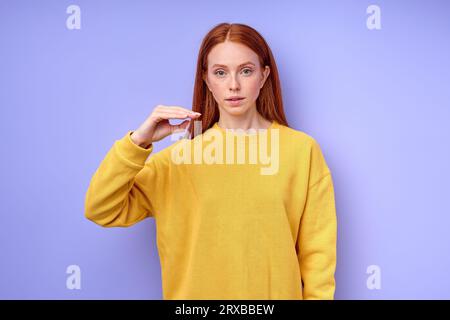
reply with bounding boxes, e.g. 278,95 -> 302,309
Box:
208,80 -> 226,98
207,81 -> 223,101
247,78 -> 262,95
209,80 -> 222,91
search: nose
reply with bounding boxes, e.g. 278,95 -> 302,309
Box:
229,73 -> 240,91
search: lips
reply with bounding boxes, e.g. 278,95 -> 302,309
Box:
225,97 -> 245,101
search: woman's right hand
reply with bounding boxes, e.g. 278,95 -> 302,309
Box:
130,105 -> 201,148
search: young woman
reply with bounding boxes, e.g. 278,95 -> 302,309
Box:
85,23 -> 337,300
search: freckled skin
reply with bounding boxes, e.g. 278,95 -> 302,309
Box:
203,41 -> 271,128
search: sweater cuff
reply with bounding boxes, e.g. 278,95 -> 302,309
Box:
114,130 -> 154,168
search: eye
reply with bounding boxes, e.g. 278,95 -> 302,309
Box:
214,70 -> 226,76
213,68 -> 253,77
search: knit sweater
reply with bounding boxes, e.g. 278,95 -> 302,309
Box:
84,120 -> 337,299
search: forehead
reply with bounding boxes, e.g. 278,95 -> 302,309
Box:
207,41 -> 259,67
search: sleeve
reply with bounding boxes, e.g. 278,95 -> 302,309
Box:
297,138 -> 338,300
84,130 -> 169,228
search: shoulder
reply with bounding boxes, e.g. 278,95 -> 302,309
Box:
276,122 -> 321,151
143,137 -> 187,167
278,123 -> 331,175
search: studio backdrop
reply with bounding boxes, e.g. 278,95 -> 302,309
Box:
1,0 -> 449,299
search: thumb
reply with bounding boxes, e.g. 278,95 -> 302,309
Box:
172,119 -> 191,133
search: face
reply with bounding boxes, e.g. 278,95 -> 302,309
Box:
203,41 -> 270,116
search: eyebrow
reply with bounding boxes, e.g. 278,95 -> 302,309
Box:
212,61 -> 256,69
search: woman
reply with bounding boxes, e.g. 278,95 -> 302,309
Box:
84,22 -> 337,300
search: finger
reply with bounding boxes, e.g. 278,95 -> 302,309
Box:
155,110 -> 191,118
163,105 -> 201,115
152,112 -> 189,122
156,108 -> 188,116
156,110 -> 200,119
155,106 -> 188,115
171,119 -> 191,133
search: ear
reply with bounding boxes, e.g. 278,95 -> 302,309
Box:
260,65 -> 270,89
203,72 -> 211,92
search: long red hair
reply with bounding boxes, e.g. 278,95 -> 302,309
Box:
188,22 -> 289,139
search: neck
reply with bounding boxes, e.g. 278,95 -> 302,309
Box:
217,111 -> 272,131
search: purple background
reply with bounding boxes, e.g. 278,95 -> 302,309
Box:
1,0 -> 449,299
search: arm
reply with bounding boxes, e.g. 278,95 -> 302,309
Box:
84,131 -> 166,227
297,139 -> 338,299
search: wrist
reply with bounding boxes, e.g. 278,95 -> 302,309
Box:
130,131 -> 152,149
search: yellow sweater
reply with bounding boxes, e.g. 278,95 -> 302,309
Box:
84,120 -> 337,300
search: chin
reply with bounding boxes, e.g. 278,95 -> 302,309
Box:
220,102 -> 250,114
225,106 -> 248,115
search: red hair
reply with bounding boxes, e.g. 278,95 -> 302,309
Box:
188,22 -> 290,139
